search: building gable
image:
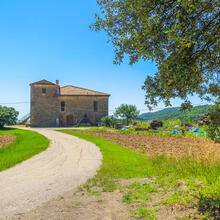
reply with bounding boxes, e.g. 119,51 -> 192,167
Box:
30,79 -> 57,86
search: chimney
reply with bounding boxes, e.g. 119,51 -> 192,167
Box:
56,80 -> 59,85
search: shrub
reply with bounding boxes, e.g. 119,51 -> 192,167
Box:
134,121 -> 151,128
101,115 -> 117,127
163,119 -> 181,129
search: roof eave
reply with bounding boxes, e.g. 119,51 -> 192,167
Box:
59,94 -> 111,97
61,85 -> 110,96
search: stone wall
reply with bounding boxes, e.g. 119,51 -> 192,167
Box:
30,84 -> 109,127
30,84 -> 60,127
57,95 -> 109,125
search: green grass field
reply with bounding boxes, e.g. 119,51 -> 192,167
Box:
60,129 -> 220,219
0,128 -> 49,172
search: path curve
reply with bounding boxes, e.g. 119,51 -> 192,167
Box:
0,128 -> 102,219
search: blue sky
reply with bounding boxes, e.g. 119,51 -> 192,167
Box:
0,0 -> 208,118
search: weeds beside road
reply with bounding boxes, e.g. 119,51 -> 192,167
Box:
60,129 -> 220,220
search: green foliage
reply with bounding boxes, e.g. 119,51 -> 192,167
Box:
163,119 -> 182,128
207,103 -> 220,141
123,182 -> 157,203
101,115 -> 117,127
0,128 -> 49,171
138,105 -> 213,122
134,206 -> 158,219
91,0 -> 219,110
121,127 -> 189,138
134,121 -> 151,129
114,104 -> 140,125
0,106 -> 19,128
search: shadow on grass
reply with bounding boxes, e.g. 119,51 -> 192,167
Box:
0,127 -> 16,131
198,197 -> 220,219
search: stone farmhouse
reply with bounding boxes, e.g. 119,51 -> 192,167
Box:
30,80 -> 110,127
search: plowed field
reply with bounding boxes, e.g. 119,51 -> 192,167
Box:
85,131 -> 220,161
0,134 -> 15,147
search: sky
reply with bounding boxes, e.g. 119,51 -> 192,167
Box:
0,0 -> 209,118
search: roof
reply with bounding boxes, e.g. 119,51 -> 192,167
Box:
60,85 -> 110,96
30,79 -> 58,86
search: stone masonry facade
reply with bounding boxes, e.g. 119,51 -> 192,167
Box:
30,80 -> 110,127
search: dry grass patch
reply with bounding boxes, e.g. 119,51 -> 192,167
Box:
12,181 -> 131,220
85,131 -> 220,161
0,134 -> 16,147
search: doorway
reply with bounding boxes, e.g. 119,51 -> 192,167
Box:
66,114 -> 74,126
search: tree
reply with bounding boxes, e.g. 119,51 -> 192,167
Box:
0,106 -> 19,128
91,0 -> 219,110
114,104 -> 139,125
207,103 -> 220,142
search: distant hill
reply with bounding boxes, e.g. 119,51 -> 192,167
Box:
137,105 -> 213,122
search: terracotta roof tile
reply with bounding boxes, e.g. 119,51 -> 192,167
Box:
60,85 -> 110,96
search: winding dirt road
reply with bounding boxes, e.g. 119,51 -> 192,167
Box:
0,128 -> 102,220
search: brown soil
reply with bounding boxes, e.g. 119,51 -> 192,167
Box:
0,134 -> 16,147
13,185 -> 131,220
85,131 -> 220,160
13,178 -> 201,220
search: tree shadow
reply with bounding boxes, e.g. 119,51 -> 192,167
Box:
0,127 -> 16,131
198,196 -> 220,219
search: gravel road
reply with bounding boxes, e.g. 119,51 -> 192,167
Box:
0,128 -> 102,219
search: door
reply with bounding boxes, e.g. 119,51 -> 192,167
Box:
59,115 -> 64,127
66,114 -> 74,126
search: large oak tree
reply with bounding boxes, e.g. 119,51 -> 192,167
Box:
91,0 -> 220,110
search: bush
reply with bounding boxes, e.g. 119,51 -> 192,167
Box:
101,115 -> 117,127
0,106 -> 19,128
163,119 -> 181,129
134,121 -> 151,128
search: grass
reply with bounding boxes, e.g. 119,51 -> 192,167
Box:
134,206 -> 158,220
0,128 -> 49,172
122,182 -> 158,203
59,129 -> 155,179
59,129 -> 220,219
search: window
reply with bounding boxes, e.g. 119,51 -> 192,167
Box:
61,101 -> 65,111
93,101 -> 98,112
42,88 -> 46,94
